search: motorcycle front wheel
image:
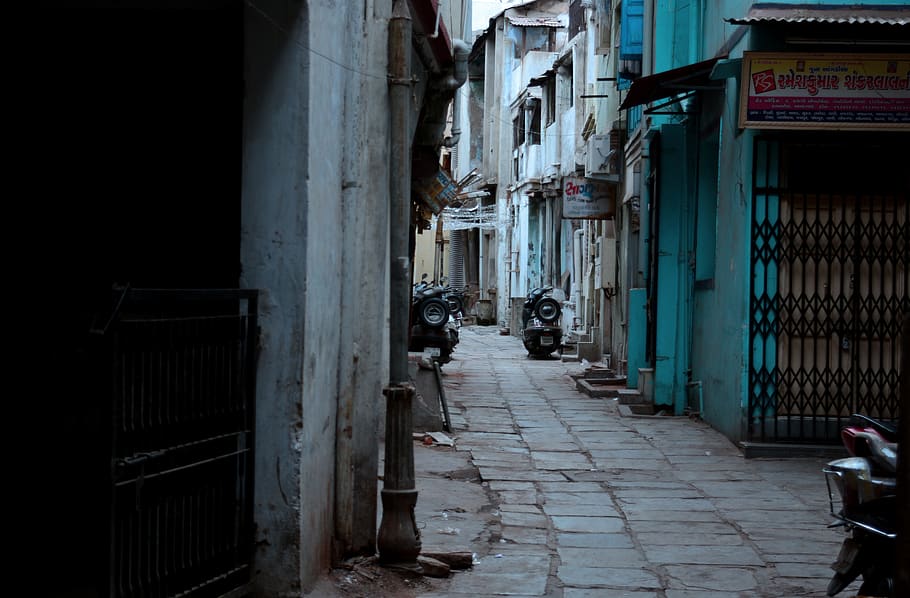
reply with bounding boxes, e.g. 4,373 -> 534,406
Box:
535,297 -> 561,323
418,297 -> 449,327
446,296 -> 464,316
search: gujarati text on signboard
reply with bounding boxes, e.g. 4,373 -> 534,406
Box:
739,53 -> 910,131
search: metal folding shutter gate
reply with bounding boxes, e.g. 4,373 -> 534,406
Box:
749,138 -> 907,443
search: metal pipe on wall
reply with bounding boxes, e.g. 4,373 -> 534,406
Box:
378,0 -> 420,569
388,3 -> 412,386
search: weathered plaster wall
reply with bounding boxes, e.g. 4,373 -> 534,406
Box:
241,0 -> 389,593
335,0 -> 390,564
241,4 -> 311,594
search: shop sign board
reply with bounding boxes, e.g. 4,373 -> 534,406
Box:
415,168 -> 459,214
562,177 -> 615,219
739,52 -> 910,131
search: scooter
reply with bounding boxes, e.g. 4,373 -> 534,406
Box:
409,277 -> 458,365
442,284 -> 466,329
823,414 -> 898,597
520,286 -> 562,358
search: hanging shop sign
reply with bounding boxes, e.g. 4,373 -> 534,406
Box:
562,177 -> 615,219
739,52 -> 910,131
415,168 -> 459,215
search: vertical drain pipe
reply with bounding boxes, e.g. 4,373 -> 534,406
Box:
573,229 -> 583,329
379,0 -> 421,569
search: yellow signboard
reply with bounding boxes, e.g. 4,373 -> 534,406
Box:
739,52 -> 910,130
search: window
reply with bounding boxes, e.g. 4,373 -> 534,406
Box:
513,114 -> 525,148
559,63 -> 574,110
546,81 -> 556,126
528,99 -> 541,145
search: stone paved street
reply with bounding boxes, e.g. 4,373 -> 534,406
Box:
399,326 -> 859,598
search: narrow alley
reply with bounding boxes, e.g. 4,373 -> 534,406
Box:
357,326 -> 858,598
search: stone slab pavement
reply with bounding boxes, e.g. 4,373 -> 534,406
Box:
397,326 -> 860,598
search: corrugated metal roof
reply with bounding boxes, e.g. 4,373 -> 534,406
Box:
619,56 -> 727,110
727,4 -> 910,26
507,14 -> 566,28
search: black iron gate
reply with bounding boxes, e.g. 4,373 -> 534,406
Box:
104,288 -> 258,597
749,138 -> 908,443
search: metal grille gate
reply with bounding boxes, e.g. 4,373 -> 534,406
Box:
749,139 -> 908,443
106,288 -> 258,597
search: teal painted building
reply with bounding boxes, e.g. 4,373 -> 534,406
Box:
619,1 -> 909,444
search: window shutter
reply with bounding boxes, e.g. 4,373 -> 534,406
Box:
620,0 -> 643,61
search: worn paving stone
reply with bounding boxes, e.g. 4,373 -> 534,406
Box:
663,591 -> 750,598
499,525 -> 549,545
752,538 -> 842,556
625,520 -> 733,537
486,481 -> 535,492
557,565 -> 663,589
564,590 -> 659,598
498,504 -> 542,514
551,515 -> 625,533
586,449 -> 667,460
531,450 -> 592,462
607,480 -> 693,490
477,467 -> 566,482
499,510 -> 549,528
635,531 -> 743,546
662,564 -> 758,592
721,509 -> 826,525
524,442 -> 580,452
471,450 -> 531,461
594,459 -> 670,471
771,561 -> 839,579
558,546 -> 647,568
712,497 -> 819,511
690,481 -> 785,497
556,532 -> 634,549
542,494 -> 616,508
673,470 -> 763,481
643,544 -> 764,566
541,503 -> 621,517
443,571 -> 549,596
538,481 -> 605,493
613,497 -> 717,511
495,490 -> 539,505
611,488 -> 703,499
623,509 -> 726,523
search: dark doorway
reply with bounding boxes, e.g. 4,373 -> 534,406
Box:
19,3 -> 244,596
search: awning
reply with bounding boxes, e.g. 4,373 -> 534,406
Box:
619,56 -> 727,110
726,3 -> 910,26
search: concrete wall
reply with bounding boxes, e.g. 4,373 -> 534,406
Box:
241,1 -> 389,593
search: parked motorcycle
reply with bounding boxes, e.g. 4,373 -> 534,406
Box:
409,276 -> 458,364
823,413 -> 899,597
520,285 -> 562,358
442,284 -> 467,329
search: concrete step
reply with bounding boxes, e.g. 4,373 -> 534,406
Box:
575,377 -> 627,398
583,366 -> 618,379
616,388 -> 648,405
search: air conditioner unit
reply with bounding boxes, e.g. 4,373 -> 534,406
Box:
584,131 -> 621,180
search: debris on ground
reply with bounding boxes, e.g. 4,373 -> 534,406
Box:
413,431 -> 456,446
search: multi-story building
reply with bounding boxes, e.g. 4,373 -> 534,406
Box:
617,0 -> 908,445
